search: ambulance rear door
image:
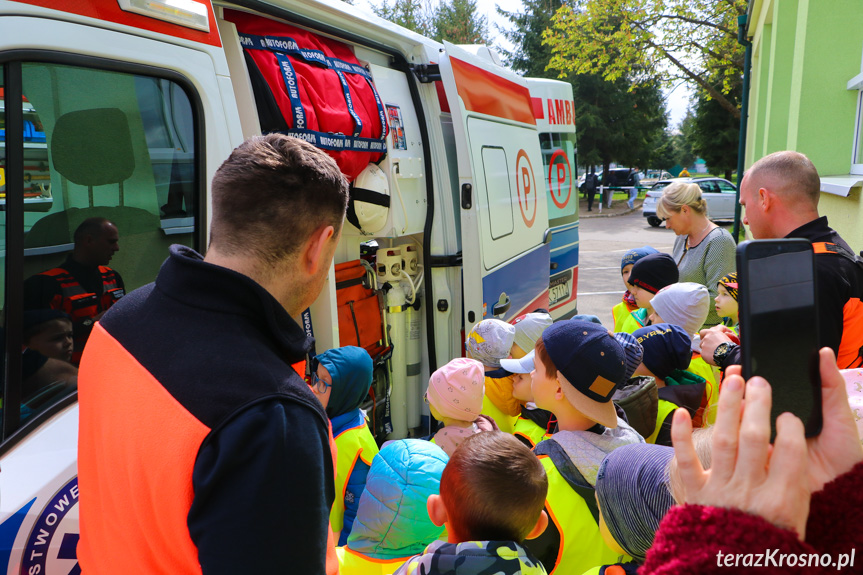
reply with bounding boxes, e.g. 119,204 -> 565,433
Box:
438,42 -> 550,333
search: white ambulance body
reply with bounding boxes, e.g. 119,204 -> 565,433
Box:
527,78 -> 579,319
0,1 -> 576,570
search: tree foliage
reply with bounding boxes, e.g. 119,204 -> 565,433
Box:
690,77 -> 741,178
431,0 -> 491,44
498,0 -> 667,172
371,0 -> 490,44
543,0 -> 747,120
370,0 -> 434,36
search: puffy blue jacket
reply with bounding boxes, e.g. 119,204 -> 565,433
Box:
346,439 -> 448,559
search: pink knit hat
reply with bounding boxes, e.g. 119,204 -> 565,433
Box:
426,358 -> 485,422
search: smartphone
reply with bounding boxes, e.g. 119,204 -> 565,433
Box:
737,239 -> 822,438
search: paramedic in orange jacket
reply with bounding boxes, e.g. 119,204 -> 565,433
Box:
77,134 -> 348,575
24,217 -> 124,364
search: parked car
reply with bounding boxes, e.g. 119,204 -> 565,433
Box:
603,168 -> 640,187
642,177 -> 738,227
639,170 -> 673,186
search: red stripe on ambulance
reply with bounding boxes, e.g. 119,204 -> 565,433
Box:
450,57 -> 536,125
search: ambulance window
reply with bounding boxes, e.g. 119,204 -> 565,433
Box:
1,62 -> 202,440
480,146 -> 514,239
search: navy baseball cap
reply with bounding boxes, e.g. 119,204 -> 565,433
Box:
542,320 -> 627,427
633,323 -> 692,380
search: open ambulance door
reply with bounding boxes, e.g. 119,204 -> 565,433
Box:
438,42 -> 551,333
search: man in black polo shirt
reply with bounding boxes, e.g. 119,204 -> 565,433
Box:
24,217 -> 124,364
701,151 -> 863,370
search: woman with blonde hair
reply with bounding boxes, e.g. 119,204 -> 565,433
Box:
657,182 -> 736,329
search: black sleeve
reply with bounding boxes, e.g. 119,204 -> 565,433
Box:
190,398 -> 333,575
814,261 -> 848,358
23,274 -> 61,310
114,269 -> 125,292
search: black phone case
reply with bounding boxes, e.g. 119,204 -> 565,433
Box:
737,239 -> 823,437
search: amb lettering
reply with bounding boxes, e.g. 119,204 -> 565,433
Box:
546,98 -> 573,126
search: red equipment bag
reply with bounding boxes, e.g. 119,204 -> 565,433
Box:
225,10 -> 388,181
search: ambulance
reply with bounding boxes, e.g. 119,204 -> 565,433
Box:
0,0 -> 578,570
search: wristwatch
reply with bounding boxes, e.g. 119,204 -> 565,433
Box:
713,342 -> 736,368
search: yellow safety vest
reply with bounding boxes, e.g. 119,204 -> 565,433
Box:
646,398 -> 679,444
612,301 -> 634,333
331,421 -> 380,539
335,546 -> 410,575
617,308 -> 649,335
535,456 -> 624,575
687,355 -> 719,425
513,416 -> 551,448
482,395 -> 517,434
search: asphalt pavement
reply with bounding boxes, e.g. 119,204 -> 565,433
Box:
576,208 -> 675,328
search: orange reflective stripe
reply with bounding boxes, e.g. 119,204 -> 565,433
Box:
838,297 -> 863,369
812,242 -> 838,255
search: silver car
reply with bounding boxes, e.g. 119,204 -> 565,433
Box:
642,177 -> 738,227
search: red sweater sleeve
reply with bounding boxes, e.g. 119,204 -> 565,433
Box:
641,505 -> 817,574
804,461 -> 863,558
642,463 -> 863,574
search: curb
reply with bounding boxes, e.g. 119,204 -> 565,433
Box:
580,205 -> 641,219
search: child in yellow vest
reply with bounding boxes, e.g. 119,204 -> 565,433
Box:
646,282 -> 717,425
466,319 -> 520,432
631,323 -> 707,446
395,431 -> 550,575
501,351 -> 554,448
337,439 -> 448,575
524,321 -> 642,575
312,346 -> 379,546
425,357 -> 497,457
613,247 -> 659,332
618,253 -> 679,334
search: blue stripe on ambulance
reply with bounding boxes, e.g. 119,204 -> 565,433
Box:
550,221 -> 579,272
0,498 -> 36,569
481,243 -> 551,322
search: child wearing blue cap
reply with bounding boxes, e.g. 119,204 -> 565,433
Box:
312,346 -> 379,546
613,247 -> 659,332
631,323 -> 707,446
523,320 -> 643,575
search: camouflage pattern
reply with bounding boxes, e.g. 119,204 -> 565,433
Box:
393,540 -> 548,575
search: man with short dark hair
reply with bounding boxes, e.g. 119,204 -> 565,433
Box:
77,134 -> 349,574
24,217 -> 124,364
701,150 -> 863,370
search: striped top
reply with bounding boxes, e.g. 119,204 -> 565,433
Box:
671,227 -> 737,328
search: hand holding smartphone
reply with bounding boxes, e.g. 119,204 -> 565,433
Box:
737,239 -> 822,438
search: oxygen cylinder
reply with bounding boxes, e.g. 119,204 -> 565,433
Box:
386,284 -> 408,439
405,297 -> 422,429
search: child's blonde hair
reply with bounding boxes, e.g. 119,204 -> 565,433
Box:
667,426 -> 714,503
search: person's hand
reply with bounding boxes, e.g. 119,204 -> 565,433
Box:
671,372 -> 811,540
698,325 -> 735,366
806,348 -> 863,493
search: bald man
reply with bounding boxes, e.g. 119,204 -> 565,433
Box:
701,151 -> 863,370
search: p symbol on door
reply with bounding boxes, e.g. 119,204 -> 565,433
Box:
516,149 -> 537,227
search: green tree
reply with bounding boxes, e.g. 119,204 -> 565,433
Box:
497,0 -> 667,174
371,0 -> 434,35
431,0 -> 490,44
649,129 -> 677,171
690,79 -> 741,179
544,0 -> 747,120
674,109 -> 697,168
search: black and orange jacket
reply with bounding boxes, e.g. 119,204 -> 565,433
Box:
77,245 -> 335,574
721,217 -> 863,370
24,256 -> 125,364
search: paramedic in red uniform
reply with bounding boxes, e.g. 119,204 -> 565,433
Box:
700,151 -> 863,370
77,134 -> 348,574
23,217 -> 124,364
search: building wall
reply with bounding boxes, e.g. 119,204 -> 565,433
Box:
746,0 -> 863,247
